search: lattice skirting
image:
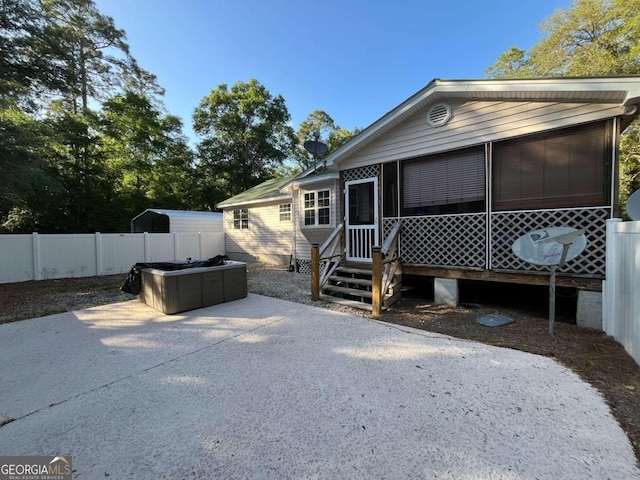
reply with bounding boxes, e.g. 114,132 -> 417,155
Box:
343,165 -> 380,182
296,260 -> 312,274
385,206 -> 608,275
296,259 -> 327,275
394,214 -> 487,268
490,207 -> 609,275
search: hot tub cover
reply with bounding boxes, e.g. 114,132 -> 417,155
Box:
120,255 -> 229,294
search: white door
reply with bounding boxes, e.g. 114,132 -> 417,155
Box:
345,177 -> 379,262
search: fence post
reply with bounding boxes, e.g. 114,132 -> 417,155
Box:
604,218 -> 622,336
311,244 -> 320,301
32,232 -> 41,281
198,232 -> 203,259
144,232 -> 150,262
173,232 -> 179,260
95,232 -> 103,276
372,246 -> 382,318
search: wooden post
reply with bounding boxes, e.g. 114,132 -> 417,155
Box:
372,246 -> 382,318
311,243 -> 320,301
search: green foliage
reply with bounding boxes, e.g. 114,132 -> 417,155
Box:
620,123 -> 640,217
42,0 -> 131,113
100,92 -> 196,224
293,110 -> 356,171
484,47 -> 531,79
485,0 -> 640,211
1,0 -> 199,233
0,109 -> 60,221
193,79 -> 297,206
486,0 -> 640,78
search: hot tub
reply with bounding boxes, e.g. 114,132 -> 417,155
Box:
138,261 -> 247,314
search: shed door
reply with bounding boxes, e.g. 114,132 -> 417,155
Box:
345,177 -> 379,262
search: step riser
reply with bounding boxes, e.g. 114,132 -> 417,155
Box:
329,276 -> 372,287
322,262 -> 402,311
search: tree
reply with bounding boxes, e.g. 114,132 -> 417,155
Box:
484,47 -> 531,79
1,0 -> 197,232
100,92 -> 196,225
193,79 -> 297,204
293,110 -> 356,171
0,110 -> 61,229
485,0 -> 640,211
486,0 -> 640,78
0,0 -> 63,224
121,57 -> 166,111
620,122 -> 640,216
42,0 -> 131,114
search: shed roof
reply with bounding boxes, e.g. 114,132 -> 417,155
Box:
217,175 -> 297,208
132,209 -> 222,221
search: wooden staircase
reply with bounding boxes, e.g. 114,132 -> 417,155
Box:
320,263 -> 402,312
311,220 -> 404,317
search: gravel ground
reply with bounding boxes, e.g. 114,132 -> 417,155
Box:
247,263 -> 370,316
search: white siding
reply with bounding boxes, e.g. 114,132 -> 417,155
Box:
293,179 -> 342,260
345,100 -> 623,168
224,200 -> 293,258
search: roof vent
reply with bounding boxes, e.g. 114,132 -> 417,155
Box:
427,103 -> 452,127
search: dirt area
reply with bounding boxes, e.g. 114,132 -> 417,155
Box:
0,266 -> 639,464
0,274 -> 132,324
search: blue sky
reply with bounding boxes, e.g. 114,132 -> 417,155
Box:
94,0 -> 571,144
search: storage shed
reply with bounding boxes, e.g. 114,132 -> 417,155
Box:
131,209 -> 223,233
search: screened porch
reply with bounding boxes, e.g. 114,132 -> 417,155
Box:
350,119 -> 615,280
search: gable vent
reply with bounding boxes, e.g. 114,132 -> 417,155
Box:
427,102 -> 452,127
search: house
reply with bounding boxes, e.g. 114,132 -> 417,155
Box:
217,175 -> 298,266
219,76 -> 640,326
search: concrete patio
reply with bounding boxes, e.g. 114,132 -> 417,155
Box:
0,294 -> 638,479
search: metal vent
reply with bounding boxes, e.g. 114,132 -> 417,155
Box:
427,103 -> 452,127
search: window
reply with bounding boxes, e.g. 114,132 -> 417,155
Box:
279,203 -> 291,222
402,147 -> 485,215
233,208 -> 248,229
303,189 -> 331,226
492,121 -> 611,211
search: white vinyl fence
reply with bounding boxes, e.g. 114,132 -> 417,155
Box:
0,232 -> 225,284
603,218 -> 640,365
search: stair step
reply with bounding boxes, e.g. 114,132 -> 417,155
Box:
335,266 -> 373,276
319,294 -> 373,312
322,285 -> 373,298
383,291 -> 402,308
329,275 -> 372,287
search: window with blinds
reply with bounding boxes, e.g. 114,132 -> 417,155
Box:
492,121 -> 611,211
402,146 -> 485,215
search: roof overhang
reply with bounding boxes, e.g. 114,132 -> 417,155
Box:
320,76 -> 640,168
217,194 -> 291,209
282,171 -> 340,193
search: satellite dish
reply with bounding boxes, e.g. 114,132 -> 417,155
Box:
303,140 -> 328,155
303,131 -> 328,173
626,189 -> 640,220
512,226 -> 587,336
512,227 -> 587,267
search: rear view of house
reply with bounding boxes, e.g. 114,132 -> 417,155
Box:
219,76 -> 640,327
